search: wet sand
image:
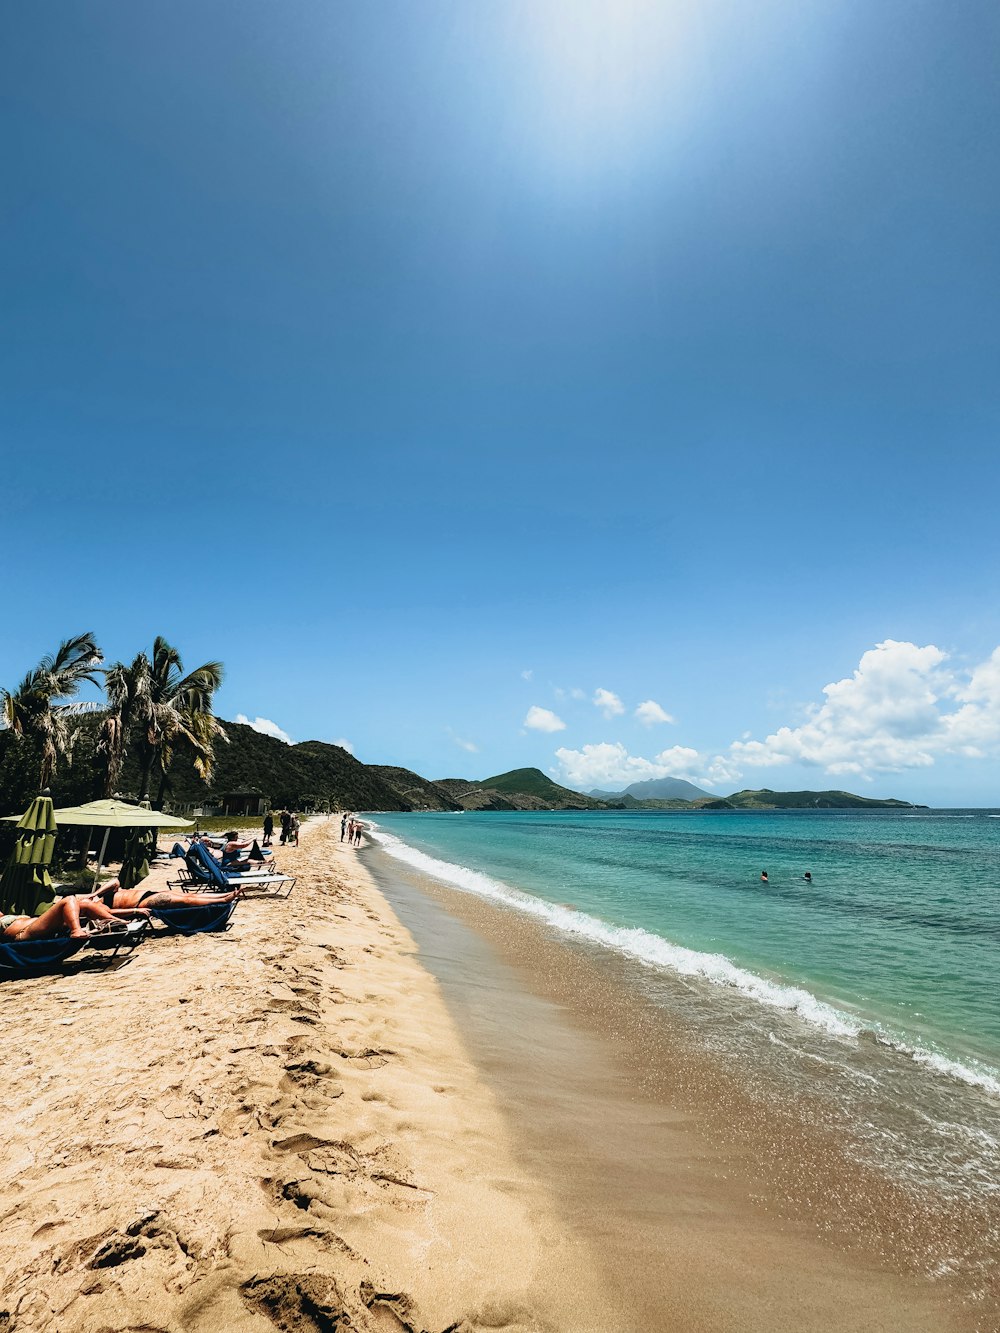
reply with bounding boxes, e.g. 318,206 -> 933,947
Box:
366,842 -> 994,1333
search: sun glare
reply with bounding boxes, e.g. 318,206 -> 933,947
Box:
512,0 -> 695,184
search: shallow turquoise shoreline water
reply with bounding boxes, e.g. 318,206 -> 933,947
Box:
367,808 -> 1000,1221
365,807 -> 1000,1297
368,808 -> 1000,1089
368,805 -> 1000,1077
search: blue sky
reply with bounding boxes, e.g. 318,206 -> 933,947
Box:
2,1 -> 999,804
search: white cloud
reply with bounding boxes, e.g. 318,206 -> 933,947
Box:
593,687 -> 625,718
521,669 -> 533,681
729,640 -> 1000,777
524,705 -> 567,733
635,699 -> 675,726
447,727 -> 479,753
556,641 -> 1000,794
570,687 -> 586,700
555,741 -> 724,790
235,714 -> 292,745
332,737 -> 355,754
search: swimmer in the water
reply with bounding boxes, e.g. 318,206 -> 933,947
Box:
760,870 -> 769,883
804,871 -> 812,882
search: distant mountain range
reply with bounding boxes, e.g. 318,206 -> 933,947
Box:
1,719 -> 921,816
142,727 -> 921,814
590,777 -> 711,802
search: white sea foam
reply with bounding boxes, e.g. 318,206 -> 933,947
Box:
368,821 -> 1000,1098
368,824 -> 859,1038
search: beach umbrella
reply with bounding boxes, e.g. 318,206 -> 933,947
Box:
0,793 -> 58,917
119,826 -> 156,889
39,798 -> 193,885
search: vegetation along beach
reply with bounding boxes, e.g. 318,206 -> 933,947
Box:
5,3 -> 1000,1330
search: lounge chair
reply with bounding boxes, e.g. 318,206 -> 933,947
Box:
0,935 -> 86,975
170,843 -> 295,899
148,900 -> 237,935
0,919 -> 147,977
83,918 -> 150,963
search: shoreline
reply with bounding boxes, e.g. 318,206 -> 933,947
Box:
363,831 -> 997,1330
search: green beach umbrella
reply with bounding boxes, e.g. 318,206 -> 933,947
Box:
119,825 -> 156,889
0,793 -> 58,917
6,797 -> 194,886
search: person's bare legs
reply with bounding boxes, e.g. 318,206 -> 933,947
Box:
140,889 -> 241,909
78,898 -> 138,926
15,896 -> 87,941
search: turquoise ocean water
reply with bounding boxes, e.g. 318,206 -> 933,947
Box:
368,809 -> 1000,1211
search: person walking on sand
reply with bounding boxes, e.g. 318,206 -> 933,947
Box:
262,811 -> 274,847
353,821 -> 363,847
279,809 -> 290,845
289,812 -> 300,846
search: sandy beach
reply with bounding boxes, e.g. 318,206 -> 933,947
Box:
0,818 -> 986,1332
0,820 -> 620,1332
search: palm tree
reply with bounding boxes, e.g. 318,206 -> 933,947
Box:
1,633 -> 104,790
102,637 -> 226,805
96,656 -> 150,798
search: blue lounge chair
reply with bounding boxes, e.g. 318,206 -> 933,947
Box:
149,900 -> 237,935
170,843 -> 295,898
0,920 -> 147,976
0,935 -> 86,975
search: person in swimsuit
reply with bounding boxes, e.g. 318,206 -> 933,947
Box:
1,894 -> 124,942
760,870 -> 769,883
87,879 -> 243,914
209,833 -> 266,872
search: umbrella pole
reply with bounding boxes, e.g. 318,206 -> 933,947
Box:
93,828 -> 111,888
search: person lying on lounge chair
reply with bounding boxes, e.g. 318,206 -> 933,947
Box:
87,878 -> 243,914
1,894 -> 124,941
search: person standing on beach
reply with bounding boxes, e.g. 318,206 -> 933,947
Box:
279,810 -> 290,845
289,812 -> 300,846
262,811 -> 274,847
353,822 -> 363,847
340,814 -> 348,842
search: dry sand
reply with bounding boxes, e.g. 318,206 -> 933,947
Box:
0,819 -> 620,1333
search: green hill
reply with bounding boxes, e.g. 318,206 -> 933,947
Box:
467,768 -> 604,810
700,788 -> 919,811
154,725 -> 408,812
367,766 -> 462,811
434,779 -> 518,811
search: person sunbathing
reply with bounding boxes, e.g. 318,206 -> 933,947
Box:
88,878 -> 242,914
1,894 -> 124,942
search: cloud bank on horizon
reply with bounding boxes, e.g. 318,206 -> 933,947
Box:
553,641 -> 1000,791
